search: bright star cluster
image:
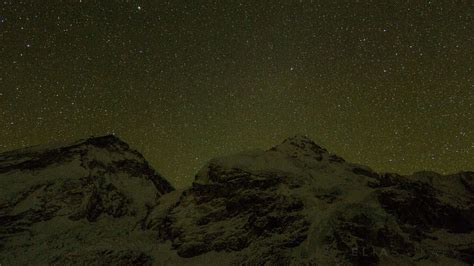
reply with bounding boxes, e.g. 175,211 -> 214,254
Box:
0,1 -> 472,187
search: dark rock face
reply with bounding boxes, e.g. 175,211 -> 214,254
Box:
111,159 -> 174,195
0,147 -> 74,174
0,177 -> 132,238
158,165 -> 310,262
314,187 -> 342,203
378,181 -> 474,234
352,167 -> 379,179
51,250 -> 153,265
460,171 -> 474,193
457,246 -> 474,264
367,173 -> 406,188
328,154 -> 345,163
369,172 -> 474,263
366,171 -> 474,236
325,207 -> 416,266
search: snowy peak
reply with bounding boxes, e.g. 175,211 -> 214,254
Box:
0,134 -> 174,231
276,134 -> 326,151
194,135 -> 347,185
161,136 -> 473,265
77,134 -> 130,150
0,134 -> 132,173
271,135 -> 333,162
0,134 -> 124,158
0,135 -> 177,264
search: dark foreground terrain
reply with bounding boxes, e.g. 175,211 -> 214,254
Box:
0,135 -> 472,265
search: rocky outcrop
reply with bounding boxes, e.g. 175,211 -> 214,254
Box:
157,166 -> 310,263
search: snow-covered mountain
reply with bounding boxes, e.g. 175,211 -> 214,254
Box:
1,135 -> 472,265
0,135 -> 173,265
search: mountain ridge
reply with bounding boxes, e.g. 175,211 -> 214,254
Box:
0,135 -> 472,265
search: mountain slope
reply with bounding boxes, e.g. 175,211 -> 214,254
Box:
152,135 -> 473,265
0,135 -> 472,265
0,135 -> 174,265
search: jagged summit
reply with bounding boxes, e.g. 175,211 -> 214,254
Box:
195,135 -> 347,186
269,135 -> 348,165
281,134 -> 320,145
273,134 -> 327,152
78,134 -> 128,148
282,134 -> 314,143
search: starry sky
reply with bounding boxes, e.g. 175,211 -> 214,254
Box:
1,1 -> 473,188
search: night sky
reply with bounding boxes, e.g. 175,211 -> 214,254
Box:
1,1 -> 472,188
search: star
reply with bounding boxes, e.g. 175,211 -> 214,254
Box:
0,1 -> 471,188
